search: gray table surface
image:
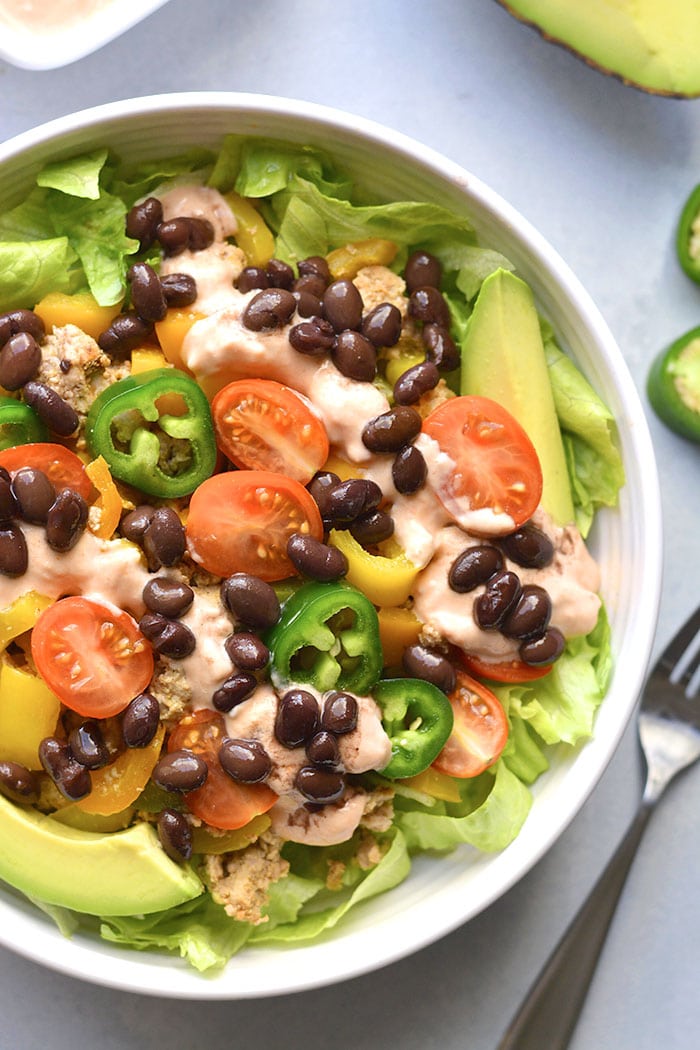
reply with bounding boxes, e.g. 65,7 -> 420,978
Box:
1,2 -> 699,1047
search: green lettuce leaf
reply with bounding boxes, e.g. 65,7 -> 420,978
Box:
0,238 -> 77,311
111,148 -> 216,208
36,148 -> 109,201
210,137 -> 353,201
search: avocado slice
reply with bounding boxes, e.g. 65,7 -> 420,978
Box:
0,793 -> 203,916
498,0 -> 700,98
460,268 -> 575,525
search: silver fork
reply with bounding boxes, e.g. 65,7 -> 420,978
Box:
497,607 -> 700,1050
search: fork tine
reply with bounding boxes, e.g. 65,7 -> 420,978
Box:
678,644 -> 700,694
655,606 -> 700,677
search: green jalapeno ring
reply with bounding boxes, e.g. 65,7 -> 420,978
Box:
373,678 -> 454,780
677,182 -> 700,284
647,325 -> 700,442
85,367 -> 217,498
265,580 -> 383,696
0,397 -> 47,451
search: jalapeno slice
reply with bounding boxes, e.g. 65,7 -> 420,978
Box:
373,677 -> 454,780
647,325 -> 700,442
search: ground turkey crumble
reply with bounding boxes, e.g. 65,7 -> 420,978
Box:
203,830 -> 290,925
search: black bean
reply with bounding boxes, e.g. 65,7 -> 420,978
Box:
287,533 -> 348,581
38,737 -> 91,801
321,691 -> 358,735
307,470 -> 341,521
499,522 -> 555,569
157,217 -> 214,256
225,631 -> 269,671
393,360 -> 440,405
152,750 -> 208,793
404,250 -> 442,293
22,381 -> 78,437
322,279 -> 364,332
332,330 -> 377,382
122,692 -> 161,748
242,288 -> 297,332
212,672 -> 257,712
220,573 -> 280,630
0,523 -> 27,577
275,688 -> 320,749
422,323 -> 460,372
11,466 -> 55,523
160,272 -> 198,308
409,286 -> 451,328
448,545 -> 503,593
0,760 -> 39,804
142,576 -> 194,618
219,738 -> 271,783
298,256 -> 331,284
187,217 -> 215,252
68,720 -> 109,769
98,312 -> 154,356
295,766 -> 345,804
473,570 -> 522,630
293,273 -> 327,300
142,507 -> 186,568
325,478 -> 382,526
128,261 -> 167,322
236,266 -> 269,293
520,627 -> 565,666
0,332 -> 42,390
361,302 -> 402,348
289,316 -> 335,356
501,585 -> 552,641
266,258 -> 295,289
120,504 -> 155,543
0,476 -> 17,523
158,808 -> 192,862
0,309 -> 45,348
401,645 -> 456,694
362,406 -> 422,454
139,613 -> 196,658
349,509 -> 394,546
305,731 -> 340,769
392,444 -> 427,495
125,197 -> 163,251
45,489 -> 88,552
293,290 -> 323,319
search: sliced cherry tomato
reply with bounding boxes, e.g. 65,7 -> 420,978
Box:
459,651 -> 552,683
212,379 -> 329,484
168,709 -> 277,830
185,469 -> 323,581
0,442 -> 93,501
422,395 -> 542,530
433,670 -> 508,779
31,596 -> 153,718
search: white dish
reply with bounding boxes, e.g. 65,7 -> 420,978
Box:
0,0 -> 171,70
0,92 -> 663,998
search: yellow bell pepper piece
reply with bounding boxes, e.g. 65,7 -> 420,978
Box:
0,657 -> 61,770
75,725 -> 166,816
329,531 -> 419,607
131,347 -> 169,374
224,191 -> 276,267
191,814 -> 271,855
377,606 -> 422,668
0,591 -> 52,652
154,309 -> 204,372
384,348 -> 426,388
85,455 -> 122,540
326,238 -> 398,280
51,805 -> 136,833
401,767 -> 462,803
33,290 -> 122,341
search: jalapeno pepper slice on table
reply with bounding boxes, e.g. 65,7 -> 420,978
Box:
85,367 -> 217,498
647,325 -> 700,442
0,396 -> 46,450
373,678 -> 454,780
265,580 -> 383,694
677,183 -> 700,283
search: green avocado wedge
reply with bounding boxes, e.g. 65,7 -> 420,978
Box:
498,0 -> 700,98
460,268 -> 575,526
0,793 -> 203,916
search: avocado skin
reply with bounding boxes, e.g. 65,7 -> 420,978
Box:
498,0 -> 700,99
0,792 -> 203,916
460,268 -> 575,526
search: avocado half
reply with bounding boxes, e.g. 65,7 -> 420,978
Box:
498,0 -> 700,98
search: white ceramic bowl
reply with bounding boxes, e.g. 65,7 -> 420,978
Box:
0,92 -> 662,999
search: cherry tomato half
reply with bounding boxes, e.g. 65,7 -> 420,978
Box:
185,469 -> 323,581
0,442 -> 93,501
212,379 -> 329,484
168,709 -> 277,830
31,596 -> 154,718
433,670 -> 508,779
422,396 -> 542,530
459,651 -> 552,684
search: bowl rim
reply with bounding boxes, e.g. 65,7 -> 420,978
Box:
0,91 -> 663,998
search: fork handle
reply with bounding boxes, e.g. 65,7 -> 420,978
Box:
496,802 -> 653,1050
